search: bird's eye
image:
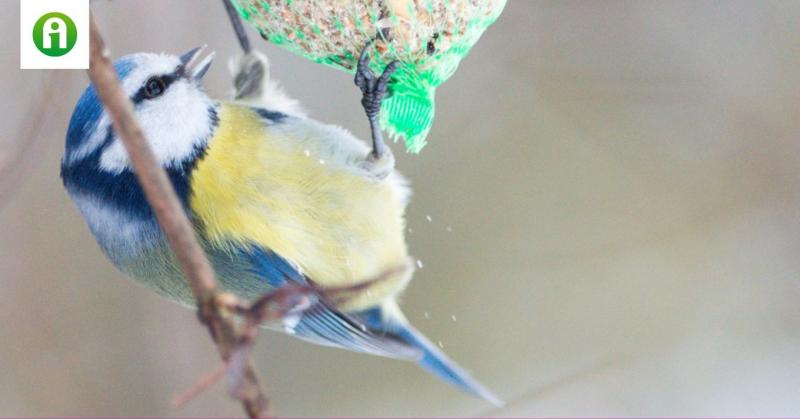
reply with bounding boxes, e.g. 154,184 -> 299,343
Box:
144,77 -> 166,98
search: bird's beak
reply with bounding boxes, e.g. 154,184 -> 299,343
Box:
180,45 -> 215,82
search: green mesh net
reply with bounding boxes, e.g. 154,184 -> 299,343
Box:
231,0 -> 506,153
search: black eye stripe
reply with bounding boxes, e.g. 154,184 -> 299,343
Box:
131,71 -> 180,105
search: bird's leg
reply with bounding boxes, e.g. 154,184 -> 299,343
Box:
233,50 -> 268,100
354,43 -> 399,161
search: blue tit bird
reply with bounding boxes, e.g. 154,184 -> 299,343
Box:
60,45 -> 500,405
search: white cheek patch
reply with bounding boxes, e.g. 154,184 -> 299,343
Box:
67,113 -> 111,164
99,80 -> 215,173
99,138 -> 133,173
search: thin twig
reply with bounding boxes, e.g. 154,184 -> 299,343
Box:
0,72 -> 60,209
171,361 -> 230,409
222,0 -> 252,53
87,15 -> 269,418
173,263 -> 409,408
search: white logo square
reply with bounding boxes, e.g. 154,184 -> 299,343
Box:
20,0 -> 89,69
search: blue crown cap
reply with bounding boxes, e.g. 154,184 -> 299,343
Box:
65,57 -> 137,154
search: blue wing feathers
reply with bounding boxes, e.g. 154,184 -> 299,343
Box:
242,245 -> 304,287
240,245 -> 419,359
238,245 -> 499,404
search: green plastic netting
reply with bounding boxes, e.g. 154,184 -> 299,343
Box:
231,0 -> 506,153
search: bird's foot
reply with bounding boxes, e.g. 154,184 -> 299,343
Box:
354,42 -> 399,162
232,50 -> 269,100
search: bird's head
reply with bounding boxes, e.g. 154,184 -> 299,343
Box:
62,46 -> 217,175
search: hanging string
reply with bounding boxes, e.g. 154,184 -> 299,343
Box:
222,0 -> 252,53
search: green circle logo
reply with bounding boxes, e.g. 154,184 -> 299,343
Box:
32,12 -> 77,57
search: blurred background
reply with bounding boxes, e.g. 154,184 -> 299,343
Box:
2,0 -> 800,416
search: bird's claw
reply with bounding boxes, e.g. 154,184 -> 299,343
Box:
354,43 -> 399,160
233,50 -> 269,100
355,44 -> 398,121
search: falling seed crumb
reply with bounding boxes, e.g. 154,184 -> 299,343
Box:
304,149 -> 310,156
416,259 -> 424,268
424,311 -> 430,319
360,324 -> 367,332
319,159 -> 325,164
438,341 -> 444,349
451,315 -> 457,322
426,215 -> 433,222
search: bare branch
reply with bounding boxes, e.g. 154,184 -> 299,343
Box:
173,263 -> 409,408
87,14 -> 269,418
222,0 -> 252,53
171,361 -> 229,409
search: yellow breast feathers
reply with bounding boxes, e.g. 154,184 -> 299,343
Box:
189,104 -> 412,310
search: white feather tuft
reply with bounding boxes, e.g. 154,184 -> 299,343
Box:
228,50 -> 307,117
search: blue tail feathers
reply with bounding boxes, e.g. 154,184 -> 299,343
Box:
357,307 -> 503,406
241,244 -> 501,405
393,322 -> 504,406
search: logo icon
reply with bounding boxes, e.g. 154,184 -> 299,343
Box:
32,12 -> 77,57
21,0 -> 88,69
